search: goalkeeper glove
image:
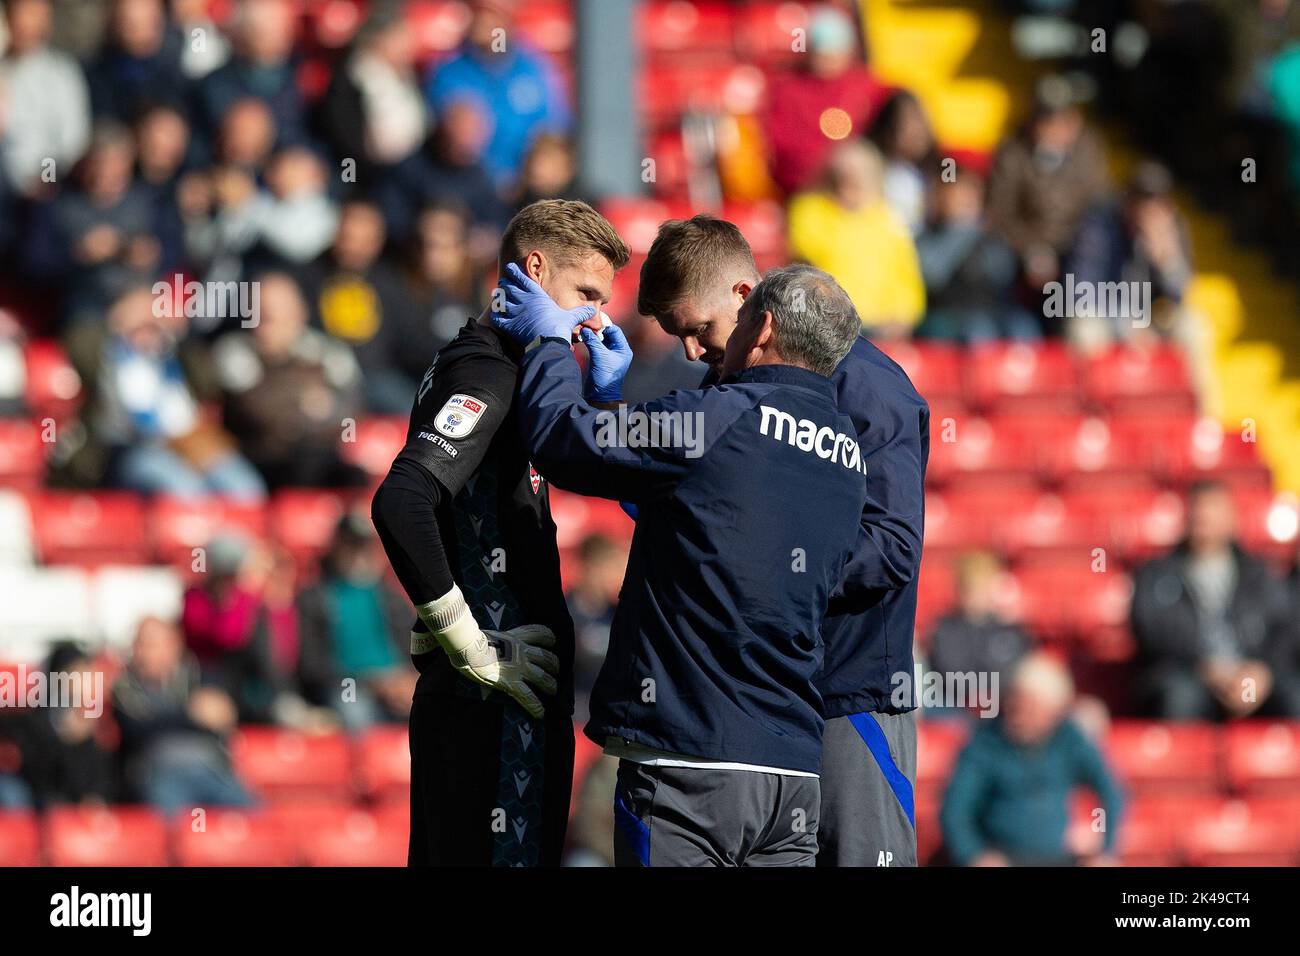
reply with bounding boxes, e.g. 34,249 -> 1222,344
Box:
413,584 -> 559,718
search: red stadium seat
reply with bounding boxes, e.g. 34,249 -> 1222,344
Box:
1122,414 -> 1270,489
268,489 -> 351,562
1004,562 -> 1131,640
638,1 -> 736,59
1105,722 -> 1221,794
1224,721 -> 1300,793
374,796 -> 412,833
337,415 -> 408,478
44,806 -> 168,867
1040,415 -> 1153,484
261,797 -> 358,836
646,129 -> 690,199
1181,797 -> 1300,866
914,778 -> 943,865
305,0 -> 364,49
921,490 -> 991,555
982,489 -> 1107,558
299,807 -> 408,866
926,416 -> 1040,485
963,342 -> 1081,414
1110,798 -> 1180,866
148,496 -> 268,566
1082,343 -> 1195,413
721,200 -> 786,261
916,720 -> 969,787
1231,489 -> 1300,564
406,0 -> 472,62
573,726 -> 604,795
914,555 -> 957,639
29,491 -> 150,566
0,668 -> 23,711
598,198 -> 693,257
735,2 -> 813,63
0,811 -> 40,867
637,61 -> 766,129
924,398 -> 971,444
0,419 -> 46,489
173,809 -> 299,866
548,489 -> 635,549
23,339 -> 82,418
356,726 -> 411,803
1065,486 -> 1184,563
231,727 -> 354,801
604,253 -> 645,323
874,340 -> 964,404
514,0 -> 575,54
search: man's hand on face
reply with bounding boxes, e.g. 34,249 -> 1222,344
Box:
581,320 -> 633,403
492,262 -> 598,344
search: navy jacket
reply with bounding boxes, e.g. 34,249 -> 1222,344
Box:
700,337 -> 929,717
819,336 -> 929,717
517,341 -> 868,774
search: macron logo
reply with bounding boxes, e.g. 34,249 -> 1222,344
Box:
759,405 -> 867,475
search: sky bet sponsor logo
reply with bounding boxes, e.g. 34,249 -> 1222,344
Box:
435,394 -> 487,438
50,886 -> 151,936
758,406 -> 868,475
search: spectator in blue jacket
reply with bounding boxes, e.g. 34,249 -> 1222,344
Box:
941,652 -> 1124,866
194,0 -> 307,153
86,0 -> 189,122
26,121 -> 160,325
424,0 -> 572,188
375,100 -> 507,247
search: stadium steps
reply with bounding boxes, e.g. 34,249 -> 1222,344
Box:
860,0 -> 1031,154
1111,143 -> 1300,496
884,0 -> 1300,494
1184,226 -> 1300,495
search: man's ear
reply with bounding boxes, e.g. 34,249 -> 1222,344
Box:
523,249 -> 547,285
733,279 -> 754,304
754,311 -> 775,351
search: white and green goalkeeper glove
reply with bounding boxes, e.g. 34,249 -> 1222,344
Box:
412,584 -> 559,719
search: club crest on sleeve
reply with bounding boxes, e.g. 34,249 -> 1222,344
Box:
435,394 -> 487,438
529,464 -> 542,494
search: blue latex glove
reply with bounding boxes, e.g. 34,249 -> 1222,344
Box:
491,262 -> 597,344
580,322 -> 633,403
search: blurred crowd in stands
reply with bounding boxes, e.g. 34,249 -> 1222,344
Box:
1,0 -> 1300,866
1013,0 -> 1300,281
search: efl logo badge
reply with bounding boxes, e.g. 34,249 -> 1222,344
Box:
529,464 -> 542,494
435,394 -> 487,438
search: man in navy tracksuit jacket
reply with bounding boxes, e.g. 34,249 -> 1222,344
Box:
816,336 -> 929,866
493,263 -> 868,866
636,215 -> 929,865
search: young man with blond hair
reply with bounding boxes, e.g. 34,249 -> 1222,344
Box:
371,199 -> 629,866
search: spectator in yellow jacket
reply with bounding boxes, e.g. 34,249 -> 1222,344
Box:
787,140 -> 926,338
